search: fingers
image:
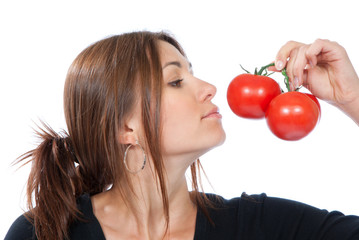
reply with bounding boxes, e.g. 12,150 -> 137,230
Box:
302,70 -> 310,90
274,39 -> 348,92
267,62 -> 277,72
275,41 -> 303,71
289,45 -> 310,89
274,41 -> 310,90
305,39 -> 346,67
305,39 -> 332,68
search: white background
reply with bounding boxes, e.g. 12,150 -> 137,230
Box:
1,0 -> 359,237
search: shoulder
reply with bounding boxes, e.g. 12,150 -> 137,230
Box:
68,193 -> 105,239
194,192 -> 268,239
5,194 -> 104,240
204,192 -> 267,209
5,214 -> 36,240
202,192 -> 268,225
204,191 -> 331,213
204,191 -> 330,222
201,192 -> 359,239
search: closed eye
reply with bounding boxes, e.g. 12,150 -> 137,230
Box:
168,79 -> 183,88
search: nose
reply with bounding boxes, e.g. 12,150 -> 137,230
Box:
199,79 -> 217,102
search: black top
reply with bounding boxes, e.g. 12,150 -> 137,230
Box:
5,193 -> 359,239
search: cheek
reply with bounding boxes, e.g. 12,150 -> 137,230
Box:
160,97 -> 200,150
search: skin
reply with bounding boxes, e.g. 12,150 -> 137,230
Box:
269,39 -> 359,125
91,40 -> 226,240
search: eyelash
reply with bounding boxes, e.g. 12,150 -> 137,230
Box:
169,79 -> 183,88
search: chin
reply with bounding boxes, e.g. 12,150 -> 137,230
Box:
163,128 -> 226,159
214,131 -> 226,148
216,126 -> 227,144
202,129 -> 227,154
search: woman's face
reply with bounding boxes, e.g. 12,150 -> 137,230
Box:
159,40 -> 226,163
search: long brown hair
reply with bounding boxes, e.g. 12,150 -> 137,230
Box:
19,31 -> 212,240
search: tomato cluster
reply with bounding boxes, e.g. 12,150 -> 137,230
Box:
227,65 -> 321,141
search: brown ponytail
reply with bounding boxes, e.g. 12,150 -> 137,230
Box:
19,122 -> 82,240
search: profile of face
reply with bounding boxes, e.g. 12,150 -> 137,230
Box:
158,40 -> 226,163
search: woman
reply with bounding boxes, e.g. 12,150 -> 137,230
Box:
5,32 -> 359,239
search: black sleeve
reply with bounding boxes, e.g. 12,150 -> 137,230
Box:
246,194 -> 359,240
5,214 -> 36,240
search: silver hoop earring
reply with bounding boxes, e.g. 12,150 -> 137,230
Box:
123,140 -> 147,174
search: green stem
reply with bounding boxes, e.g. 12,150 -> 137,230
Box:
240,64 -> 250,73
242,63 -> 293,92
257,63 -> 275,75
281,68 -> 291,92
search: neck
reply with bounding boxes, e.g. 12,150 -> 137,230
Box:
91,158 -> 197,239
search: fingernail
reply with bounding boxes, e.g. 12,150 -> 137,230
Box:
294,76 -> 299,88
289,81 -> 294,91
309,61 -> 314,68
276,60 -> 284,70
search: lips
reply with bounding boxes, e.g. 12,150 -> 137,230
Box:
202,107 -> 222,119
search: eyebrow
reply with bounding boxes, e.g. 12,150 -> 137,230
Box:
162,61 -> 193,70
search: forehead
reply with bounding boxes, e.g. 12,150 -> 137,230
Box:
158,40 -> 187,65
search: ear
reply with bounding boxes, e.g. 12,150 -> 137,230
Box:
118,100 -> 142,145
118,124 -> 137,145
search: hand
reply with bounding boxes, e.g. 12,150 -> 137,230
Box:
270,39 -> 359,125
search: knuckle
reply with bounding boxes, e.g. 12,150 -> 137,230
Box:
314,38 -> 328,44
286,40 -> 298,47
333,41 -> 345,51
298,45 -> 308,54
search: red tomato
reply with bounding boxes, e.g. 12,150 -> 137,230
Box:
265,92 -> 320,141
227,74 -> 281,119
305,93 -> 321,119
